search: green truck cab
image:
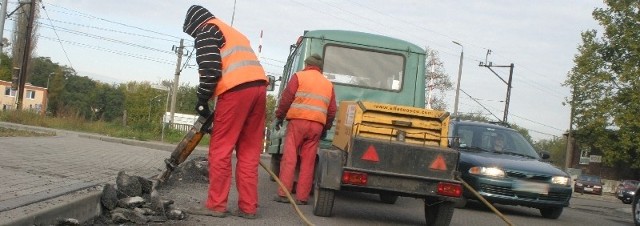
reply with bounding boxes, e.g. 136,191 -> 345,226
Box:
266,30 -> 461,225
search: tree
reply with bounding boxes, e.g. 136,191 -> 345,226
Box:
564,0 -> 640,168
424,48 -> 453,111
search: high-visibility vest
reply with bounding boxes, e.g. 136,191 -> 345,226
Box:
206,18 -> 267,96
286,70 -> 333,125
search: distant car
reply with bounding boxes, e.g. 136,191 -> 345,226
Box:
574,174 -> 604,195
616,180 -> 639,204
450,120 -> 572,219
633,185 -> 640,225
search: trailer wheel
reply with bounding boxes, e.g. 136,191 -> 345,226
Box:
424,199 -> 454,226
313,179 -> 335,217
269,154 -> 282,182
379,194 -> 398,204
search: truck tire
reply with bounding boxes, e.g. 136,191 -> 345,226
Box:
634,190 -> 640,226
313,179 -> 335,217
379,194 -> 398,204
424,199 -> 454,226
270,154 -> 282,182
539,206 -> 563,219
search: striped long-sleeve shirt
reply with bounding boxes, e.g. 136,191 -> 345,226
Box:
183,5 -> 225,102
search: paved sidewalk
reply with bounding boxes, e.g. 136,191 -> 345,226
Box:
0,121 -> 209,225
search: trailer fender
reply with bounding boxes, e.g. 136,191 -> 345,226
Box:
317,148 -> 344,190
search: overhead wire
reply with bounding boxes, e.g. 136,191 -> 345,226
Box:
38,0 -> 73,69
42,2 -> 183,40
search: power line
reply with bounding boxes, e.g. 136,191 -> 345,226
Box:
42,2 -> 183,40
41,18 -> 178,43
39,1 -> 74,69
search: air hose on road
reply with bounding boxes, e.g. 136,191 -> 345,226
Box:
455,175 -> 514,226
259,160 -> 315,226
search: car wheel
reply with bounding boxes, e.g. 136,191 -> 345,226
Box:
633,193 -> 640,226
539,206 -> 563,219
623,198 -> 632,204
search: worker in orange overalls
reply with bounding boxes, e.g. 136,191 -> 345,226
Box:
182,5 -> 267,219
273,54 -> 337,205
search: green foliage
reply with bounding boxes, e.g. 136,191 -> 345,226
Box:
0,53 -> 12,81
564,0 -> 640,168
266,94 -> 277,124
533,137 -> 568,168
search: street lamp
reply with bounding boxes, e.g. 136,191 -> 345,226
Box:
452,41 -> 464,118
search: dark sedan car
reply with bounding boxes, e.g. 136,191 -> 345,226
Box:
616,180 -> 639,204
574,174 -> 604,195
450,120 -> 572,219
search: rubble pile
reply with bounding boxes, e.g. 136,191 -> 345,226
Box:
87,157 -> 209,224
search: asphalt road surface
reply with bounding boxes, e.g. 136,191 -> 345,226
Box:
158,157 -> 635,226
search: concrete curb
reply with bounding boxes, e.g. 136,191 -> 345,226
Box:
1,189 -> 102,226
0,122 -> 273,225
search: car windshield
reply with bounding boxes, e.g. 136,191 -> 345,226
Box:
323,45 -> 405,91
579,175 -> 601,183
454,124 -> 539,159
624,180 -> 639,186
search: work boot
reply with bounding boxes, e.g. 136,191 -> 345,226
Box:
295,199 -> 308,205
186,206 -> 229,218
273,195 -> 289,203
232,209 -> 257,219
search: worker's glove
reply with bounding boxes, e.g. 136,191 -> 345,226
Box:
273,119 -> 283,131
320,130 -> 328,140
195,100 -> 211,118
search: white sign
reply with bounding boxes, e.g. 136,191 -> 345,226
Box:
579,157 -> 590,165
589,155 -> 602,163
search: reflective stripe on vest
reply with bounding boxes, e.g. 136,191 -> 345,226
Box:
206,18 -> 266,96
286,70 -> 333,125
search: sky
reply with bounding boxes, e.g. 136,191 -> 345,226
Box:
4,0 -> 605,141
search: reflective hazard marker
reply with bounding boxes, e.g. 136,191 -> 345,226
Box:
429,154 -> 447,171
361,145 -> 380,162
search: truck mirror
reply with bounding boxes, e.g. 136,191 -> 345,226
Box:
539,151 -> 550,159
267,75 -> 276,91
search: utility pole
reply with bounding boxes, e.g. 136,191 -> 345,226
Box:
16,0 -> 36,110
564,90 -> 576,170
0,0 -> 9,63
479,50 -> 514,123
452,41 -> 464,117
169,39 -> 184,124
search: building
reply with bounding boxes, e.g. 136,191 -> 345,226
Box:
0,80 -> 48,114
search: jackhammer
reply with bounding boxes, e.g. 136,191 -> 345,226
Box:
153,111 -> 314,225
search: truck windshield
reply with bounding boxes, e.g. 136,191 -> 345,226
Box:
323,45 -> 405,91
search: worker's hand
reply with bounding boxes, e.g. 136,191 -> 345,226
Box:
320,130 -> 327,140
273,119 -> 283,131
195,100 -> 211,118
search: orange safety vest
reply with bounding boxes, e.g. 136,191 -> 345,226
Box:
286,70 -> 333,125
206,18 -> 267,96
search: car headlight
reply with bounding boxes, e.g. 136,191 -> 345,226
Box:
469,166 -> 505,178
630,191 -> 636,195
551,176 -> 570,185
576,182 -> 583,186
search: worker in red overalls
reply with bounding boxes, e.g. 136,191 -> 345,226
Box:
273,54 -> 337,205
182,5 -> 267,219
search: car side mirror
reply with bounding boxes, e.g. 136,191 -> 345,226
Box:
539,151 -> 550,160
267,75 -> 276,91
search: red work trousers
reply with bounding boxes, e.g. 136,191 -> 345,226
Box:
206,82 -> 266,214
277,119 -> 323,202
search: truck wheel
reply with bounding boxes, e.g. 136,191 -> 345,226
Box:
424,199 -> 454,226
379,194 -> 398,204
270,154 -> 282,182
313,179 -> 335,217
539,206 -> 563,219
